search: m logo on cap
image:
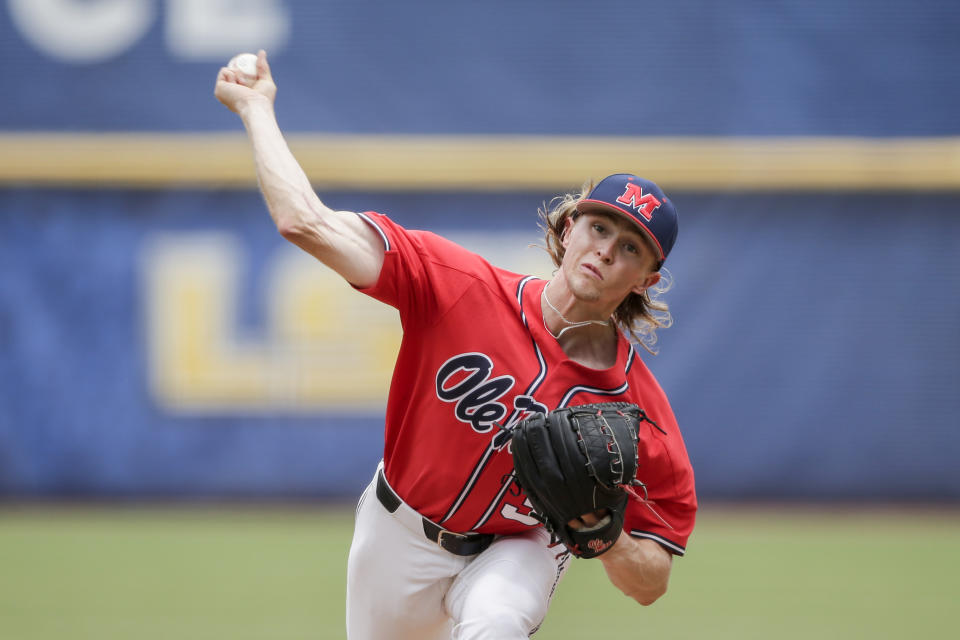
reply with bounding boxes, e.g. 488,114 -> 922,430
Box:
616,183 -> 662,221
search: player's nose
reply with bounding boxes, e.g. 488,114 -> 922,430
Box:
595,238 -> 616,263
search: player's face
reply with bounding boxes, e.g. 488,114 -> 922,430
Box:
560,211 -> 661,307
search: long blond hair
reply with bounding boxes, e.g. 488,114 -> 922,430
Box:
537,181 -> 673,354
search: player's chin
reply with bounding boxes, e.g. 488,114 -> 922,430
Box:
582,275 -> 638,306
567,276 -> 602,301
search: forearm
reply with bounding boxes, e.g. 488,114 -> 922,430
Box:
599,532 -> 673,605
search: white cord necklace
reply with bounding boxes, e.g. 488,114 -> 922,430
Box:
541,282 -> 611,340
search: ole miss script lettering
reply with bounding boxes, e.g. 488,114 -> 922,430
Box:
355,212 -> 696,555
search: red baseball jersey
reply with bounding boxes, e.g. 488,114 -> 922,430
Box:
356,212 -> 697,555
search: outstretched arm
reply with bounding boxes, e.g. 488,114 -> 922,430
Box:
214,51 -> 384,288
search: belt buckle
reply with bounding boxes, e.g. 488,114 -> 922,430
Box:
436,529 -> 465,552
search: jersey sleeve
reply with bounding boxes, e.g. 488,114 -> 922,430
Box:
623,395 -> 698,556
353,211 -> 499,324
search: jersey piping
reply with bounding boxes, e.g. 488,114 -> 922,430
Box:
630,529 -> 686,556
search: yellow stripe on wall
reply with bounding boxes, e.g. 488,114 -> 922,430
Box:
1,132 -> 959,191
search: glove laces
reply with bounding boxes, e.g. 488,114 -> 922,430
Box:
603,407 -> 675,531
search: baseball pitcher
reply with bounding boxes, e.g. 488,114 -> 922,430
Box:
215,51 -> 697,640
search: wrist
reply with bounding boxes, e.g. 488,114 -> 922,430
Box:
598,530 -> 633,561
237,95 -> 275,121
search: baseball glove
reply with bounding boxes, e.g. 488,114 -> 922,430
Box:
510,402 -> 647,558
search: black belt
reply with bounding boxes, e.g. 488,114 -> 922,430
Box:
376,468 -> 494,557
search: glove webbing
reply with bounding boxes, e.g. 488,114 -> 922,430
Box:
572,407 -> 635,489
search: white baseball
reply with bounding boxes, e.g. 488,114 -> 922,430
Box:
228,52 -> 259,84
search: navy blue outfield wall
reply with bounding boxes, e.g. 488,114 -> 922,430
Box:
1,0 -> 959,137
2,0 -> 958,502
1,188 -> 958,501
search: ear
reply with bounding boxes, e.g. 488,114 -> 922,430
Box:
631,271 -> 661,296
560,215 -> 576,249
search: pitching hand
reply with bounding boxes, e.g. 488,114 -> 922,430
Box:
215,50 -> 277,114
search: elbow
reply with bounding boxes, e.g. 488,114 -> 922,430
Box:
277,216 -> 326,250
273,200 -> 326,244
275,204 -> 338,253
276,217 -> 307,242
632,583 -> 668,606
633,586 -> 667,607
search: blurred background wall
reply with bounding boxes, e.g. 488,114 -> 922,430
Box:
1,0 -> 957,502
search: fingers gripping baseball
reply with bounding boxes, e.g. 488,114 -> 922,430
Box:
215,50 -> 276,114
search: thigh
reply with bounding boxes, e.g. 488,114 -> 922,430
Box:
346,471 -> 468,640
444,528 -> 571,639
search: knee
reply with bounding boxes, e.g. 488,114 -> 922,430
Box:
449,569 -> 548,639
451,603 -> 532,640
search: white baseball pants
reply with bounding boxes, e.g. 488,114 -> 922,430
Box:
346,464 -> 570,640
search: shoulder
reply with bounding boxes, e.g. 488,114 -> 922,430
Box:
357,211 -> 531,306
359,211 -> 503,272
624,347 -> 671,406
